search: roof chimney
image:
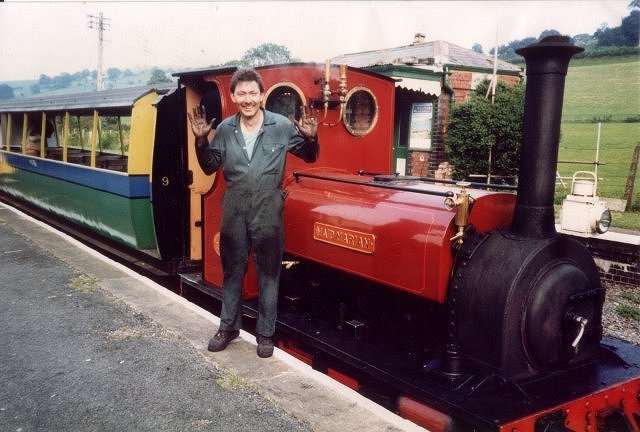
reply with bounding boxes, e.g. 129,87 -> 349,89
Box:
412,32 -> 426,45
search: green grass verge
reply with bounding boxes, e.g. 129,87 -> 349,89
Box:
557,122 -> 640,203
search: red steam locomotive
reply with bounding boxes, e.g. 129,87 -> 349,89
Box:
177,37 -> 640,431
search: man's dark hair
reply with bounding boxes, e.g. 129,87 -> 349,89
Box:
230,68 -> 264,93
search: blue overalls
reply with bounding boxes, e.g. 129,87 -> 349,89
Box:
197,109 -> 318,337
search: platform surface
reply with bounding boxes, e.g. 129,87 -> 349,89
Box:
0,203 -> 424,432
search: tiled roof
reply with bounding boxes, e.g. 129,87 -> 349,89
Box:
332,40 -> 521,73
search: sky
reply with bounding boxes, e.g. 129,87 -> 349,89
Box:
0,0 -> 632,81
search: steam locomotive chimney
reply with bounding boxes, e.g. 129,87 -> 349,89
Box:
510,36 -> 583,238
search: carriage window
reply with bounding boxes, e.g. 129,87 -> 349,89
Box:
3,114 -> 25,152
264,83 -> 306,122
343,87 -> 378,136
68,115 -> 92,151
25,114 -> 41,156
0,114 -> 7,150
95,114 -> 129,171
66,115 -> 93,165
51,115 -> 66,157
99,115 -> 130,155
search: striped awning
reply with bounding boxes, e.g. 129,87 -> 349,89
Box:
392,77 -> 441,96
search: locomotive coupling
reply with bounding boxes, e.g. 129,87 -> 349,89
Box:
444,181 -> 472,245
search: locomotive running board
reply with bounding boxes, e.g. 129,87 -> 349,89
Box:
179,271 -> 640,431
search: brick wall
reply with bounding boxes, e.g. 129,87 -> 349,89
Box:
569,234 -> 640,287
449,70 -> 472,102
409,151 -> 430,177
592,241 -> 640,287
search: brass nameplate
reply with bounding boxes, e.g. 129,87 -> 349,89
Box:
313,222 -> 375,254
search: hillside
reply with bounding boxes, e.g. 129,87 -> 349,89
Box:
1,69 -> 177,99
562,55 -> 640,123
558,55 -> 640,211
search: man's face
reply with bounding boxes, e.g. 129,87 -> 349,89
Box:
231,80 -> 263,120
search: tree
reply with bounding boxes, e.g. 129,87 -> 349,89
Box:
572,33 -> 598,50
51,72 -> 71,89
621,10 -> 640,46
222,59 -> 242,67
38,74 -> 51,86
538,29 -> 561,40
472,43 -> 483,54
0,84 -> 14,100
491,37 -> 536,63
595,11 -> 639,47
107,67 -> 122,81
446,79 -> 525,182
147,68 -> 172,84
240,43 -> 294,67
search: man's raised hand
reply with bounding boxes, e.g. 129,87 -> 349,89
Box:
187,105 -> 215,141
294,105 -> 318,139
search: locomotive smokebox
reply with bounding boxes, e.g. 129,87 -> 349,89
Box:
511,36 -> 583,238
448,37 -> 605,381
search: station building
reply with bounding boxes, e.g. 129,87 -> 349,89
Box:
333,33 -> 522,177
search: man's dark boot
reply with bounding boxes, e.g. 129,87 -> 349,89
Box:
208,330 -> 240,352
256,334 -> 274,358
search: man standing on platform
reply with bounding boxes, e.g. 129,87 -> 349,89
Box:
188,68 -> 319,358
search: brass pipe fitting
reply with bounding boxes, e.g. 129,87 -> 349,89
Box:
445,181 -> 472,245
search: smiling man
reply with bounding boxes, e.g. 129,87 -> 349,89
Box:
188,68 -> 319,358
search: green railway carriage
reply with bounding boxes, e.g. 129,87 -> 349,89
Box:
0,85 -> 186,272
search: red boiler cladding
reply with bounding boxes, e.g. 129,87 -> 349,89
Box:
283,171 -> 515,303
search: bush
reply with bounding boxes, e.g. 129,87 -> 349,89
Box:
575,46 -> 640,59
590,114 -> 613,123
446,80 -> 525,180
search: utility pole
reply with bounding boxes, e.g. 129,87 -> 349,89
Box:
88,13 -> 110,91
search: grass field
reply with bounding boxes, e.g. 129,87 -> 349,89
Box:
562,55 -> 640,123
557,123 -> 640,201
556,56 -> 640,229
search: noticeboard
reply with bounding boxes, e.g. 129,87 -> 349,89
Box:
408,102 -> 433,150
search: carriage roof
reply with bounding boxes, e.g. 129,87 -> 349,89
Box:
0,84 -> 175,113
